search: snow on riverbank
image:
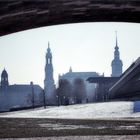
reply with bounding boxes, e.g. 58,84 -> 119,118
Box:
0,101 -> 140,119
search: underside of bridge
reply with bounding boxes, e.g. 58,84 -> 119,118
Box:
0,0 -> 140,36
109,57 -> 140,101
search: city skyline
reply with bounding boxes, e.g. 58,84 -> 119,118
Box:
0,22 -> 140,87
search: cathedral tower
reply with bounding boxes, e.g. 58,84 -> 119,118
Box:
1,68 -> 9,88
111,32 -> 123,77
44,43 -> 55,105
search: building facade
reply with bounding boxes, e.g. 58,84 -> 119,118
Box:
0,69 -> 43,112
59,67 -> 100,103
44,43 -> 56,105
111,33 -> 123,77
87,77 -> 120,102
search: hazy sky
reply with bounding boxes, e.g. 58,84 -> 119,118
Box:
0,22 -> 140,87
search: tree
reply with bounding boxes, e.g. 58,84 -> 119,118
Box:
56,79 -> 72,105
73,78 -> 86,104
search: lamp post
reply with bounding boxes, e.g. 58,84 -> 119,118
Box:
56,95 -> 59,106
43,89 -> 46,109
30,81 -> 34,109
63,96 -> 65,105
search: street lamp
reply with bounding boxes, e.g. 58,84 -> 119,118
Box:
30,81 -> 34,109
43,89 -> 46,108
63,96 -> 65,105
56,95 -> 59,106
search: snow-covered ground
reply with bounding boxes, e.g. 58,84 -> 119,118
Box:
0,101 -> 140,119
3,136 -> 140,140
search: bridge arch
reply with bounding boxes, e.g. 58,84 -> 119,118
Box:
0,0 -> 140,36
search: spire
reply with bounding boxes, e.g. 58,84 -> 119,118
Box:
114,31 -> 119,59
111,31 -> 123,77
46,42 -> 52,60
69,66 -> 72,73
47,42 -> 51,53
115,31 -> 118,47
1,68 -> 9,87
48,42 -> 50,48
44,41 -> 55,105
2,68 -> 8,77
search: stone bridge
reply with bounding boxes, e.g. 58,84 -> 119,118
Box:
0,0 -> 140,36
109,57 -> 140,100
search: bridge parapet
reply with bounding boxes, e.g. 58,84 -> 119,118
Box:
109,57 -> 140,100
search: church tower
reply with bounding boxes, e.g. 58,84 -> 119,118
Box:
44,43 -> 55,105
111,32 -> 123,77
1,68 -> 9,88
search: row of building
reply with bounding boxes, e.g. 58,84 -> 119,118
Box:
0,69 -> 43,111
44,33 -> 123,104
0,33 -> 123,111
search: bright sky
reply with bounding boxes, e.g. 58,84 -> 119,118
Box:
0,22 -> 140,88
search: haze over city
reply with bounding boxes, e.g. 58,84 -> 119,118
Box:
0,22 -> 140,87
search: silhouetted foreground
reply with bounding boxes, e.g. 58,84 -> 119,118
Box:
0,0 -> 140,36
3,135 -> 140,140
1,118 -> 140,138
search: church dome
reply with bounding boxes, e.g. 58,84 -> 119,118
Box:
115,46 -> 119,50
111,59 -> 123,66
1,69 -> 8,77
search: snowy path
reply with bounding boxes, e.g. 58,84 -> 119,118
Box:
0,101 -> 140,119
3,135 -> 140,140
1,102 -> 140,138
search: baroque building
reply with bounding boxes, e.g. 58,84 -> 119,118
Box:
59,67 -> 100,103
44,43 -> 56,105
0,68 -> 43,112
111,32 -> 123,77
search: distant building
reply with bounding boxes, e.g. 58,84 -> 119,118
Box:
87,76 -> 120,102
59,67 -> 100,103
111,32 -> 123,77
0,69 -> 43,112
87,33 -> 123,102
44,43 -> 56,105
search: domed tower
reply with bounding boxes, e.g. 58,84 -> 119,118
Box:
44,42 -> 55,105
1,68 -> 9,88
111,32 -> 123,77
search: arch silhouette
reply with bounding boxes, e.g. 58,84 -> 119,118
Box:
0,0 -> 140,36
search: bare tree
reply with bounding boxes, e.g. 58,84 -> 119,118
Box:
73,78 -> 86,104
57,79 -> 72,105
39,90 -> 44,107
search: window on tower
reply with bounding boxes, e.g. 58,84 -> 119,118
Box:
48,58 -> 50,64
